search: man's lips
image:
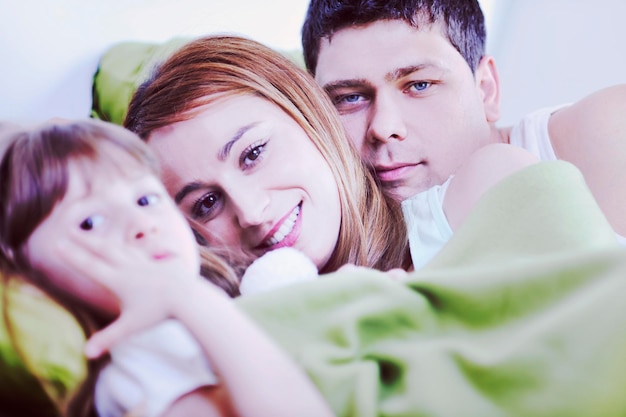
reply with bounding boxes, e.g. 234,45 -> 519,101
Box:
375,163 -> 421,182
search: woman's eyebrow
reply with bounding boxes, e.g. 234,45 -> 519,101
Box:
218,121 -> 261,161
175,182 -> 205,204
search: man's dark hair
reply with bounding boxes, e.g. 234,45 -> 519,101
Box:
302,0 -> 486,75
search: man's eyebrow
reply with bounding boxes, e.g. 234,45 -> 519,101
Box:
322,63 -> 440,93
386,64 -> 431,82
217,121 -> 260,161
322,79 -> 372,94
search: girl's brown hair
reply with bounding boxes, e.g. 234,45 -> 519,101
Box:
125,35 -> 411,273
0,119 -> 239,416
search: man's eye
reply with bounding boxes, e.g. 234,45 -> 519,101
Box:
79,215 -> 104,231
409,81 -> 431,92
138,194 -> 160,207
192,192 -> 221,220
334,93 -> 363,105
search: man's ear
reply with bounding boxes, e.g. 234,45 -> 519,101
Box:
475,55 -> 501,123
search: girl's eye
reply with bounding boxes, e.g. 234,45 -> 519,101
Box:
79,215 -> 104,231
192,191 -> 222,220
240,141 -> 267,168
138,194 -> 160,207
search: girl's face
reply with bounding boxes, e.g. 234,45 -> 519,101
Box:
148,94 -> 342,269
25,153 -> 199,317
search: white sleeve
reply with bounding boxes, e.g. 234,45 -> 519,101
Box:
95,319 -> 218,417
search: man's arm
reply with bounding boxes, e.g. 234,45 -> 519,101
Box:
443,143 -> 539,231
549,84 -> 626,235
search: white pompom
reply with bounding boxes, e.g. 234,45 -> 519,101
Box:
239,248 -> 319,296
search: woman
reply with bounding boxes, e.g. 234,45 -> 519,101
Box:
124,35 -> 412,274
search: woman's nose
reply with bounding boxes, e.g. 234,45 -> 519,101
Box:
229,186 -> 270,229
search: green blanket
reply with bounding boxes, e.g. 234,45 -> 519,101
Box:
2,161 -> 625,416
237,161 -> 626,417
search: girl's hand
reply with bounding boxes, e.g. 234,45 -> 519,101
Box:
55,230 -> 204,358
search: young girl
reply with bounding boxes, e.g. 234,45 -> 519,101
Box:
0,119 -> 334,417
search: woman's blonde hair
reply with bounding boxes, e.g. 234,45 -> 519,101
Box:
125,35 -> 410,272
0,119 -> 239,416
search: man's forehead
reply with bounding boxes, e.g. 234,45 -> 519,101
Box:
315,20 -> 453,87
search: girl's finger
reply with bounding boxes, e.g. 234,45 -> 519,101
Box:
84,312 -> 144,358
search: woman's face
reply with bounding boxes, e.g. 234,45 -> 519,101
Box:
148,94 -> 342,269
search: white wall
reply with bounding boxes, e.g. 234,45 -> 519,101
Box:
486,0 -> 626,125
1,0 -> 624,125
0,0 -> 309,124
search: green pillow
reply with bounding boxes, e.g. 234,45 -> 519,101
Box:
0,277 -> 86,415
91,37 -> 305,126
91,38 -> 190,125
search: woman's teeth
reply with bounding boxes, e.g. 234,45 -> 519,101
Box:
265,205 -> 300,246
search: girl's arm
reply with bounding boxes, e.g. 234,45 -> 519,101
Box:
165,277 -> 333,417
58,236 -> 334,417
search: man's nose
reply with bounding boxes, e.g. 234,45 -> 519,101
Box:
366,94 -> 408,145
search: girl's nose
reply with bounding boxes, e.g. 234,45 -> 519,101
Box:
128,210 -> 158,241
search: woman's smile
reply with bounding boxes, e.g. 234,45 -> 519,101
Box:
148,94 -> 342,269
260,203 -> 302,249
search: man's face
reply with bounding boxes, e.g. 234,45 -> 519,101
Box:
315,19 -> 500,200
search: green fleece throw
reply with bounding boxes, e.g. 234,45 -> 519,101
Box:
2,161 -> 625,416
237,161 -> 626,417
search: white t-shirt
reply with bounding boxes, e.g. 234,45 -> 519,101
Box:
401,177 -> 454,269
95,320 -> 216,417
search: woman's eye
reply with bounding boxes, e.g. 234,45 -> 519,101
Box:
192,192 -> 221,219
240,141 -> 267,168
248,147 -> 262,161
137,194 -> 160,207
79,215 -> 104,231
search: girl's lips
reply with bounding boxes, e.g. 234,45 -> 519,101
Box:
152,251 -> 173,260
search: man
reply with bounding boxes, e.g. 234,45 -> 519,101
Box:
301,0 -> 626,238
